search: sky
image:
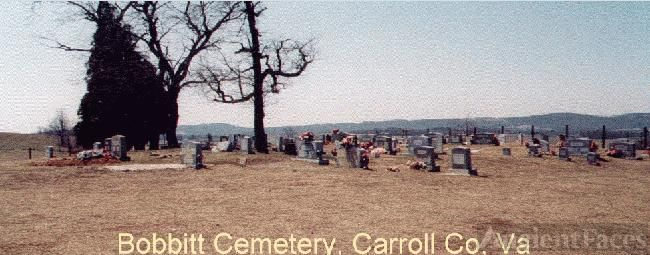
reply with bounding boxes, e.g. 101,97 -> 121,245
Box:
0,2 -> 648,133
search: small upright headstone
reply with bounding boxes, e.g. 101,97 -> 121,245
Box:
182,142 -> 203,169
92,142 -> 103,156
528,144 -> 541,157
414,146 -> 440,172
104,138 -> 112,152
502,147 -> 511,156
241,136 -> 253,154
451,147 -> 476,175
356,148 -> 368,169
284,139 -> 297,156
93,142 -> 102,151
558,147 -> 571,161
276,136 -> 284,152
587,152 -> 600,166
45,146 -> 54,158
313,140 -> 324,155
111,135 -> 128,161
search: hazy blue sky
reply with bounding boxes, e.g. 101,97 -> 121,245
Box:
1,2 -> 648,133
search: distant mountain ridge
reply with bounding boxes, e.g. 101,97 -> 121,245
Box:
178,113 -> 650,137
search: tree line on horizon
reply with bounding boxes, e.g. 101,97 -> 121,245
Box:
54,1 -> 314,152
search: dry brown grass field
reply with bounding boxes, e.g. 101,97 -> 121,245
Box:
0,134 -> 649,254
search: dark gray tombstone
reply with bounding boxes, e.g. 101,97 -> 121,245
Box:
414,146 -> 440,172
527,144 -> 541,156
111,135 -> 128,161
284,139 -> 297,155
471,133 -> 498,145
182,142 -> 203,169
558,147 -> 571,161
566,138 -> 591,156
502,147 -> 511,156
45,146 -> 54,158
313,140 -> 324,155
451,147 -> 476,175
587,152 -> 599,166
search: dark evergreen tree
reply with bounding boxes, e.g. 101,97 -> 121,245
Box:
74,2 -> 166,150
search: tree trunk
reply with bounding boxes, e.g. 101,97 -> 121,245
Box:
148,134 -> 160,150
165,88 -> 180,148
246,2 -> 268,153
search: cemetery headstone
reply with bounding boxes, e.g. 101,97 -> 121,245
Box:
558,147 -> 570,161
276,136 -> 284,152
182,142 -> 203,169
471,133 -> 499,145
426,133 -> 444,154
215,141 -> 230,152
241,136 -> 253,154
497,134 -> 519,145
528,144 -> 541,157
374,136 -> 395,155
92,142 -> 103,157
45,146 -> 54,158
93,142 -> 102,152
451,147 -> 476,175
298,140 -> 317,159
356,148 -> 368,169
566,138 -> 591,156
587,152 -> 600,166
414,146 -> 440,172
111,135 -> 128,161
408,135 -> 432,154
284,139 -> 297,156
449,135 -> 463,144
104,138 -> 112,152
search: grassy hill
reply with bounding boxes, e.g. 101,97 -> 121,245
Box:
178,112 -> 650,136
0,132 -> 58,150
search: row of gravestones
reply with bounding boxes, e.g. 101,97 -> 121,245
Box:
520,137 -> 637,164
46,135 -> 128,161
413,146 -> 476,175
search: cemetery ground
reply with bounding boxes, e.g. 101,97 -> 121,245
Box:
1,134 -> 650,254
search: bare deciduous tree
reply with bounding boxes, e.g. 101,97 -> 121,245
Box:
129,1 -> 243,148
196,1 -> 315,153
40,110 -> 73,152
